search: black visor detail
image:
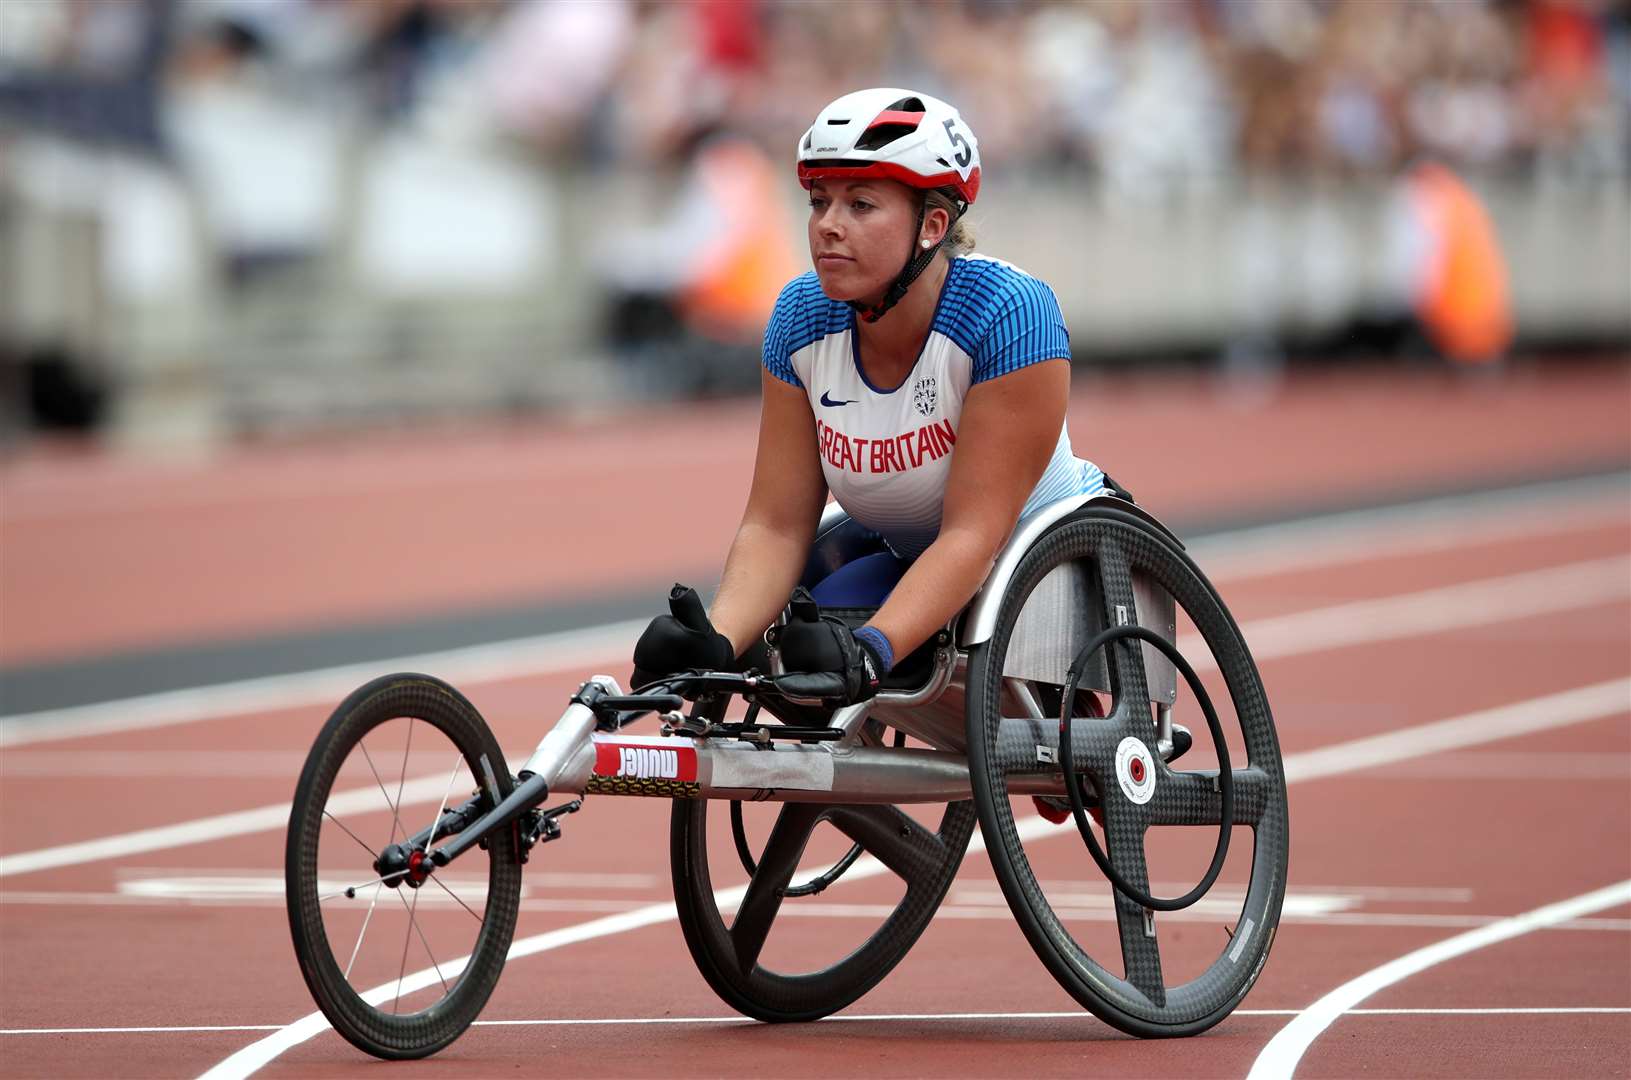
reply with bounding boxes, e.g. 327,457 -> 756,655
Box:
855,122 -> 918,152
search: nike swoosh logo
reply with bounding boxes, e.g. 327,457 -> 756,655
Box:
820,391 -> 857,407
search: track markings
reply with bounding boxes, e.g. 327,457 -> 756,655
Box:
1246,880 -> 1631,1080
7,1008 -> 1630,1037
1281,679 -> 1631,784
0,772 -> 452,878
1355,751 -> 1631,780
3,887 -> 1631,939
1193,555 -> 1630,664
0,750 -> 316,778
197,674 -> 1631,1079
1185,474 -> 1629,582
6,476 -> 1625,748
0,622 -> 648,749
2,558 -> 1625,879
6,888 -> 1626,933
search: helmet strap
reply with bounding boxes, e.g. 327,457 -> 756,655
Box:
849,198 -> 952,324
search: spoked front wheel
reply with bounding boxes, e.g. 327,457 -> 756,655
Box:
285,673 -> 523,1059
966,507 -> 1289,1037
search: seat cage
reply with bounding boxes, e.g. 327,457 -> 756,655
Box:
803,495 -> 1181,726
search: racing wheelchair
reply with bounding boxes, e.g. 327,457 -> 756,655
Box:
285,492 -> 1289,1059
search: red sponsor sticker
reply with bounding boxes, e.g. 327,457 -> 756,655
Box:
593,742 -> 698,783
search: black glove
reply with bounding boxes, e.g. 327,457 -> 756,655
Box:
775,589 -> 889,705
630,584 -> 735,689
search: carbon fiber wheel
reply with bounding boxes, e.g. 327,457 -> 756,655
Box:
671,782 -> 975,1022
286,673 -> 523,1060
965,507 -> 1289,1037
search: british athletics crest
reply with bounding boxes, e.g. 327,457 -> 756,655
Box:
913,376 -> 938,417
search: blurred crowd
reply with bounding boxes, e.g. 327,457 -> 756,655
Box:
1,0 -> 1626,437
1,0 -> 1626,181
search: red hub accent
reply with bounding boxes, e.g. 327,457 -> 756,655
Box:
1033,691 -> 1110,826
406,849 -> 430,887
1130,757 -> 1146,784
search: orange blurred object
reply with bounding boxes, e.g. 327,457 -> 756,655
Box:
1407,162 -> 1515,364
680,138 -> 802,344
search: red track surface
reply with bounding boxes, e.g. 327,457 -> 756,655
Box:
2,364 -> 1628,1078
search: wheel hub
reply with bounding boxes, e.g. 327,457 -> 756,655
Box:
374,842 -> 431,889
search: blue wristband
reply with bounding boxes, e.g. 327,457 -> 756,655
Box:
852,626 -> 895,675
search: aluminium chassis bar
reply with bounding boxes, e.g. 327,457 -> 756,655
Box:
429,674 -> 1086,869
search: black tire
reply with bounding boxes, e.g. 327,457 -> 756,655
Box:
965,507 -> 1289,1037
286,673 -> 523,1060
671,793 -> 975,1022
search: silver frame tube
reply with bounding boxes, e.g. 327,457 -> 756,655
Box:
512,681 -> 1082,807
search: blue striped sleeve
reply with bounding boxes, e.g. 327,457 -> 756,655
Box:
761,277 -> 809,389
972,275 -> 1071,384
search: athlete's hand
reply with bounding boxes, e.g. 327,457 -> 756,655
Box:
775,590 -> 890,705
630,584 -> 735,690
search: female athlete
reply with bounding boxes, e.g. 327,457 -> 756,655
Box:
632,87 -> 1106,700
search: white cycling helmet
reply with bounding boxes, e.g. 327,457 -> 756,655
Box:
796,87 -> 981,211
796,88 -> 982,321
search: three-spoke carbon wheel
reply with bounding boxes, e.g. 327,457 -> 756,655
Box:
966,506 -> 1289,1037
286,673 -> 523,1059
671,779 -> 975,1022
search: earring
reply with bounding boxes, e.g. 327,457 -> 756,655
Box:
921,239 -> 933,249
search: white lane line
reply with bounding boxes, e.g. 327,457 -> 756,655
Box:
781,906 -> 1631,933
1201,556 -> 1631,664
3,1026 -> 285,1035
5,888 -> 1629,933
2,549 -> 1626,878
1261,1007 -> 1631,1015
0,750 -> 314,778
962,882 -> 1480,903
1281,679 -> 1631,784
1357,751 -> 1631,780
194,812 -> 1091,1080
3,657 -> 1626,882
19,1006 -> 1631,1037
193,899 -> 724,1080
1246,880 -> 1631,1080
198,674 -> 1631,1080
1184,474 -> 1630,582
10,1007 -> 1629,1035
0,623 -> 647,748
7,476 -> 1626,748
0,772 -> 452,878
115,866 -> 660,890
8,549 -> 1619,754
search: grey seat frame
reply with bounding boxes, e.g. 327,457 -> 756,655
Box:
802,493 -> 1183,754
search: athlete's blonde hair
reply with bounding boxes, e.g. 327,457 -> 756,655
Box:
925,190 -> 976,256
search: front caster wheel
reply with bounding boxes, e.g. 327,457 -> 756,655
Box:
285,673 -> 523,1059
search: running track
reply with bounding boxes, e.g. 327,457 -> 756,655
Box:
1,363 -> 1627,1078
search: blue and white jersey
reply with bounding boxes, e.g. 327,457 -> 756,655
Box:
762,254 -> 1104,559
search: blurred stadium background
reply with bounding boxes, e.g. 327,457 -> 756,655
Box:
0,0 -> 1627,447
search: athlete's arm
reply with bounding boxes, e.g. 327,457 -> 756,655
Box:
865,357 -> 1070,658
708,368 -> 829,656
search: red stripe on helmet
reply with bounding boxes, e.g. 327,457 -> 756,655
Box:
865,109 -> 925,131
798,160 -> 980,205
